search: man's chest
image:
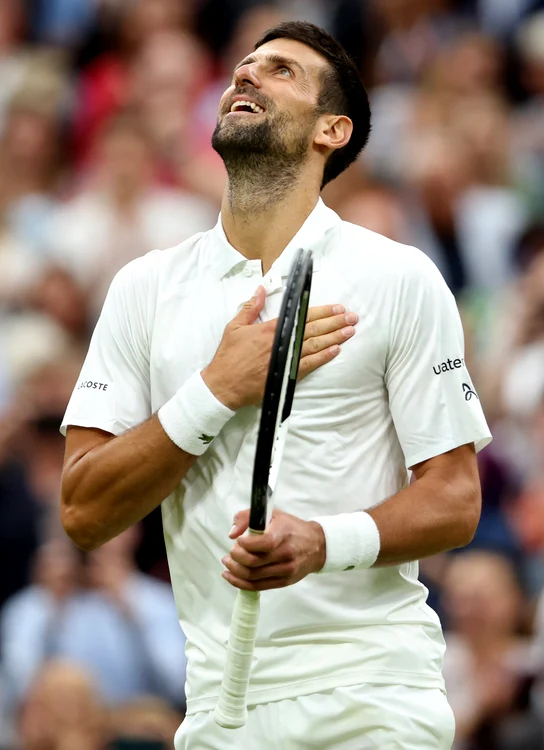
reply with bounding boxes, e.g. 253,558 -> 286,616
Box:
149,270 -> 388,422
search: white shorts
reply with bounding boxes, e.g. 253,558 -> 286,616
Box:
175,684 -> 456,749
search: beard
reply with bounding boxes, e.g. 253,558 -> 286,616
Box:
211,107 -> 315,212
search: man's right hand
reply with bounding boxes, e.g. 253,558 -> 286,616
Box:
202,285 -> 358,411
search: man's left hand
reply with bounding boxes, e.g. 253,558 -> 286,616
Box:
222,509 -> 326,591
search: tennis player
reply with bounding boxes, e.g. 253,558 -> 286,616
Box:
60,21 -> 492,750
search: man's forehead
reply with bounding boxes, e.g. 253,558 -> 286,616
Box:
236,38 -> 328,75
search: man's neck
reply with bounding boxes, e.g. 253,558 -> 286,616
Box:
220,176 -> 320,275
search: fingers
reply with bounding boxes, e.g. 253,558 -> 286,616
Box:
303,310 -> 356,341
222,557 -> 295,583
305,303 -> 345,323
229,508 -> 287,546
222,537 -> 296,590
229,509 -> 250,539
222,572 -> 288,591
222,510 -> 306,591
231,286 -> 266,326
301,318 -> 357,360
225,540 -> 284,569
298,344 -> 341,379
299,310 -> 358,374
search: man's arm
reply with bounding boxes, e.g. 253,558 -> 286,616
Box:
368,442 -> 480,566
61,419 -> 195,552
220,442 -> 481,590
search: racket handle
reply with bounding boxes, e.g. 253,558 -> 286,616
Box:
214,588 -> 260,729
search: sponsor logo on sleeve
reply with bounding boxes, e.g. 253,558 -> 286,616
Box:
199,434 -> 214,445
433,358 -> 465,375
462,383 -> 479,401
77,380 -> 110,391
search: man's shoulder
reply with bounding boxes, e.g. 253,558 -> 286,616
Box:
325,219 -> 438,280
158,229 -> 211,269
113,228 -> 213,293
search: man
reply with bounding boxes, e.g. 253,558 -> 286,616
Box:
60,21 -> 491,750
1,533 -> 186,707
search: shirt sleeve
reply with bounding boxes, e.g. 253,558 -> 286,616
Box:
60,253 -> 157,437
384,250 -> 492,468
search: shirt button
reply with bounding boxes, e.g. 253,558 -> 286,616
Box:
244,266 -> 253,277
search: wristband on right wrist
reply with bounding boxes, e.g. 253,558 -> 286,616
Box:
158,371 -> 235,456
312,511 -> 381,573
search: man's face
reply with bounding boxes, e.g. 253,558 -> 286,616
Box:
212,38 -> 329,166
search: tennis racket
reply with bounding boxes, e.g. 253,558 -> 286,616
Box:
214,247 -> 313,729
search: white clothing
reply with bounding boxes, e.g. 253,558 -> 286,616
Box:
46,187 -> 216,316
61,199 -> 492,715
175,684 -> 456,750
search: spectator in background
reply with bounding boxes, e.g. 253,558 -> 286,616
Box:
29,0 -> 96,48
0,336 -> 89,626
478,224 -> 544,474
0,0 -> 28,131
529,564 -> 544,733
0,163 -> 40,310
0,341 -> 81,609
45,111 -> 215,318
501,248 -> 544,424
1,527 -> 187,710
362,30 -> 504,186
26,266 -> 91,342
0,391 -> 40,610
514,11 -> 544,215
0,51 -> 69,309
473,0 -> 544,40
356,30 -> 527,297
336,182 -> 409,242
128,28 -> 221,203
402,128 -> 476,296
0,95 -> 66,255
17,660 -> 108,750
423,31 -> 504,98
71,0 -> 190,164
109,698 -> 183,750
451,92 -> 527,292
371,0 -> 466,86
507,394 -> 544,592
441,550 -> 540,749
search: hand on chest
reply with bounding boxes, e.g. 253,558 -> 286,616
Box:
152,272 -> 386,420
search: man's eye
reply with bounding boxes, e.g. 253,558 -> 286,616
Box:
276,66 -> 293,77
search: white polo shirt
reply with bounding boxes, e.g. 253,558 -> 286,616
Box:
62,199 -> 492,714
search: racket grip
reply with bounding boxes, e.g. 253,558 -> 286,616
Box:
214,588 -> 260,729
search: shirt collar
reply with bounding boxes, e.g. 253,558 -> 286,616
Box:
208,198 -> 342,280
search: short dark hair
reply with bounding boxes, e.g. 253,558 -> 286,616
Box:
254,21 -> 371,188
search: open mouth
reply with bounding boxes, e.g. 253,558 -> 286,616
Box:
229,100 -> 265,114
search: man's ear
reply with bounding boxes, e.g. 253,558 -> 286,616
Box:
314,115 -> 353,152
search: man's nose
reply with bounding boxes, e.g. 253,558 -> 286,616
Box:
233,61 -> 261,88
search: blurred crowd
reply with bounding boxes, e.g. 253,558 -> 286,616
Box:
0,0 -> 543,748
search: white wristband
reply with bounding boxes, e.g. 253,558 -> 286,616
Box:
158,371 -> 235,456
313,512 -> 380,573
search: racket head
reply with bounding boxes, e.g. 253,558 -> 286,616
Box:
249,248 -> 313,532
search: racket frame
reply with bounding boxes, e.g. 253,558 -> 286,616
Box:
249,248 -> 313,531
214,248 -> 313,729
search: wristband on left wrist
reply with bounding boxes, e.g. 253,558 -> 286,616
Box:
312,512 -> 380,573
